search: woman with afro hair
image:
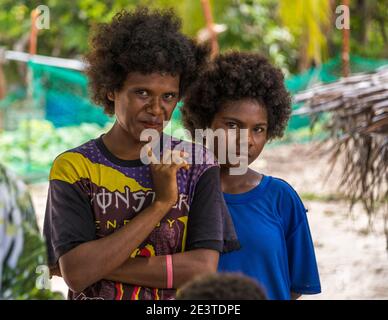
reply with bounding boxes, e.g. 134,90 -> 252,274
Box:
43,7 -> 239,300
182,52 -> 321,300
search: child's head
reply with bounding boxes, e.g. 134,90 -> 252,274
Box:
176,272 -> 267,300
86,7 -> 209,140
182,52 -> 291,168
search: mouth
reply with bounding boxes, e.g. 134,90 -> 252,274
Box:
139,120 -> 163,129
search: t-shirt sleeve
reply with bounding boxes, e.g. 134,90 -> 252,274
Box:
280,184 -> 321,295
185,166 -> 240,253
43,157 -> 96,268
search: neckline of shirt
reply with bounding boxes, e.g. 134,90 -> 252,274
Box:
95,134 -> 145,167
223,175 -> 271,204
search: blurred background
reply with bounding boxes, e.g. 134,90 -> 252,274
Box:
0,0 -> 387,299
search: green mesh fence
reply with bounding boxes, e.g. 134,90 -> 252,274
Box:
29,62 -> 110,127
0,55 -> 387,180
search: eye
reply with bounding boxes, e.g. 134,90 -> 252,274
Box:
226,122 -> 238,129
254,127 -> 265,133
136,90 -> 149,97
163,93 -> 177,101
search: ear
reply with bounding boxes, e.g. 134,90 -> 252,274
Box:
107,91 -> 115,102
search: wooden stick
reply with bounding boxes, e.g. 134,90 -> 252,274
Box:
342,0 -> 351,77
29,9 -> 39,55
200,0 -> 219,59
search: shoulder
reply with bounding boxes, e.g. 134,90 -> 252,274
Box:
265,176 -> 307,232
188,141 -> 218,185
266,176 -> 302,202
50,139 -> 97,182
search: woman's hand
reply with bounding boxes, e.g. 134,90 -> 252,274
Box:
148,148 -> 190,209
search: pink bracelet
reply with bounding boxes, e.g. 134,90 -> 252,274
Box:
166,255 -> 173,289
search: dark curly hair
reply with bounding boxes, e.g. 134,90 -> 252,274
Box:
182,52 -> 292,140
176,272 -> 267,300
85,7 -> 209,115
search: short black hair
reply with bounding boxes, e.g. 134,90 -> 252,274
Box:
85,7 -> 209,115
182,52 -> 292,140
176,272 -> 267,300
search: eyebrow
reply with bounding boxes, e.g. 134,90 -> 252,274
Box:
131,87 -> 179,95
221,117 -> 268,126
221,117 -> 243,125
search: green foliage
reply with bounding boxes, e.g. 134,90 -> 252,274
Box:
0,0 -> 206,57
279,0 -> 330,68
0,164 -> 64,299
0,119 -> 111,176
0,0 -> 139,57
1,0 -> 387,73
217,0 -> 297,75
144,0 -> 206,37
1,219 -> 64,299
329,0 -> 388,60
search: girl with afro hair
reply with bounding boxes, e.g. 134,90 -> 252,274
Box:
182,52 -> 321,300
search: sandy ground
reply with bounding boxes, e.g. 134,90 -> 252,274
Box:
29,142 -> 388,300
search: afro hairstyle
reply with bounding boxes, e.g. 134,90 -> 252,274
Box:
85,7 -> 210,115
182,51 -> 292,140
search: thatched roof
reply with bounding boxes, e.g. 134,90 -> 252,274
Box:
294,66 -> 388,134
293,66 -> 388,247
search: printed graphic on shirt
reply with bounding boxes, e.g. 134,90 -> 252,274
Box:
47,136 -> 217,300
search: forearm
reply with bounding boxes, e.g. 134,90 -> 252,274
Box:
59,201 -> 170,292
172,249 -> 219,288
105,249 -> 219,289
106,255 -> 167,289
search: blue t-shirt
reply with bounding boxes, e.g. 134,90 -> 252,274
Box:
218,175 -> 321,300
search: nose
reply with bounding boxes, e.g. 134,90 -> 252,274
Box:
235,128 -> 253,154
147,97 -> 164,116
239,129 -> 255,152
248,130 -> 254,148
238,128 -> 254,145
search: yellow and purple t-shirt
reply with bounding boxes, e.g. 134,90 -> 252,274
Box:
44,135 -> 239,300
